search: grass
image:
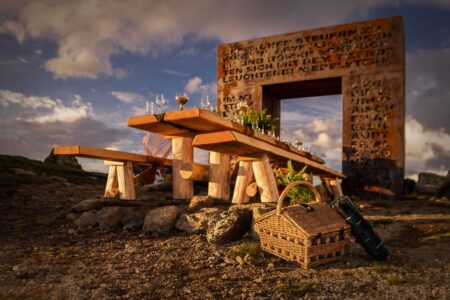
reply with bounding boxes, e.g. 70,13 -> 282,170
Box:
371,263 -> 393,274
276,281 -> 315,297
386,274 -> 409,285
229,242 -> 260,258
0,154 -> 106,188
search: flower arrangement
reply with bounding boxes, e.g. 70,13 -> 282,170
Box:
275,160 -> 315,205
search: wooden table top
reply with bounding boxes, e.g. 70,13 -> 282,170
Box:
127,109 -> 344,178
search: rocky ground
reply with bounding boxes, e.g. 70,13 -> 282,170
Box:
0,156 -> 449,299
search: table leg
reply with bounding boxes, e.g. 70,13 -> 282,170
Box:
252,154 -> 279,203
208,151 -> 231,201
172,137 -> 194,200
117,161 -> 136,200
104,165 -> 119,198
232,160 -> 254,204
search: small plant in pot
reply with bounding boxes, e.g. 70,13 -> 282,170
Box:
275,160 -> 316,205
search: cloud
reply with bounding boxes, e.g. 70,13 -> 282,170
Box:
405,117 -> 450,179
0,0 -> 406,79
162,69 -> 190,77
406,47 -> 450,134
0,90 -> 129,168
111,91 -> 145,104
184,76 -> 216,97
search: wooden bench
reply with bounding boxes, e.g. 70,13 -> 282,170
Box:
128,109 -> 345,203
53,145 -> 208,200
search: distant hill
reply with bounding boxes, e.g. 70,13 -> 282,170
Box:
0,154 -> 106,198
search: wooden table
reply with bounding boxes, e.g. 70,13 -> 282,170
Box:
128,108 -> 344,203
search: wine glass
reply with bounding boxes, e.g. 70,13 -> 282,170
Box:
175,93 -> 189,110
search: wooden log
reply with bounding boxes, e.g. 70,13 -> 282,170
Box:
208,151 -> 231,201
54,145 -> 170,166
172,137 -> 194,200
232,161 -> 254,204
245,181 -> 258,197
318,176 -> 334,203
329,178 -> 343,199
252,154 -> 279,203
179,162 -> 209,182
117,161 -> 136,200
192,130 -> 345,178
104,166 -> 119,198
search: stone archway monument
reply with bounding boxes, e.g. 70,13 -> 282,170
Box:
217,16 -> 405,198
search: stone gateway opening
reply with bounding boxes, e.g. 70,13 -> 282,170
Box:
217,16 -> 405,198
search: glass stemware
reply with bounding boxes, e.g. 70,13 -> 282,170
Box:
175,93 -> 189,110
155,94 -> 166,113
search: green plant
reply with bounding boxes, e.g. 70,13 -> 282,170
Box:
229,242 -> 260,258
275,160 -> 315,205
241,109 -> 277,132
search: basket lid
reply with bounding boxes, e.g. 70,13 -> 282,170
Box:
283,202 -> 350,237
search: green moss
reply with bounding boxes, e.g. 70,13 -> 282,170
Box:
386,274 -> 408,285
423,232 -> 450,241
277,281 -> 315,297
229,242 -> 260,258
371,263 -> 393,274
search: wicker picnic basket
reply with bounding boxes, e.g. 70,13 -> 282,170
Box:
254,181 -> 351,269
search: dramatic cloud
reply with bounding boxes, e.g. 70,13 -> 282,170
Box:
405,117 -> 450,179
406,47 -> 450,134
111,91 -> 145,104
0,90 -> 128,166
0,0 -> 401,79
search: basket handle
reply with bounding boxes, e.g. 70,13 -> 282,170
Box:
276,181 -> 321,216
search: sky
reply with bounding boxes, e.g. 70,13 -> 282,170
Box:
0,0 -> 449,179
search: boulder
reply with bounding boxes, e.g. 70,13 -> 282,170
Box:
97,207 -> 126,228
121,207 -> 145,228
74,211 -> 98,228
250,205 -> 276,240
140,181 -> 173,193
403,178 -> 416,195
206,207 -> 252,245
72,198 -> 104,213
175,208 -> 222,234
44,148 -> 82,169
415,172 -> 447,195
143,205 -> 180,234
188,195 -> 215,212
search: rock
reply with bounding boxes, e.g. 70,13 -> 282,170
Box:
267,263 -> 274,269
221,274 -> 229,280
250,205 -> 275,240
121,207 -> 145,228
140,181 -> 173,192
254,277 -> 263,283
12,263 -> 37,279
143,205 -> 180,234
44,148 -> 82,169
206,207 -> 252,245
175,208 -> 222,234
74,211 -> 98,228
223,256 -> 234,265
72,198 -> 104,213
236,256 -> 244,266
10,168 -> 37,177
188,195 -> 215,212
97,206 -> 126,228
66,213 -> 79,222
415,172 -> 447,195
403,178 -> 416,194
